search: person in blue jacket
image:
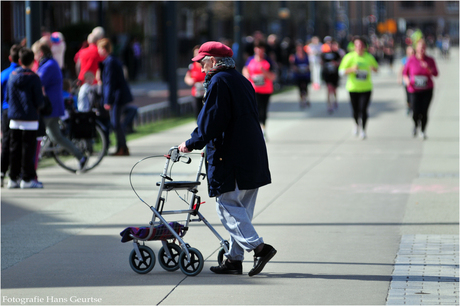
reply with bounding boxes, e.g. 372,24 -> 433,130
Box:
178,41 -> 276,276
6,48 -> 45,188
35,42 -> 88,171
1,44 -> 22,187
97,38 -> 133,156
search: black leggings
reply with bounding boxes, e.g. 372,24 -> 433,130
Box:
349,91 -> 372,129
255,93 -> 271,126
297,79 -> 309,97
411,89 -> 433,132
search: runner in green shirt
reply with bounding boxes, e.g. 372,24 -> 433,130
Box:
339,36 -> 378,139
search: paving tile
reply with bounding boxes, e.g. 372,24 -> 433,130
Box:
386,235 -> 460,305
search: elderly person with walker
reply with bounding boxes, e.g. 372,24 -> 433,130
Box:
178,41 -> 277,276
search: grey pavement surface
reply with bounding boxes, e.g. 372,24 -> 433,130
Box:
1,49 -> 458,306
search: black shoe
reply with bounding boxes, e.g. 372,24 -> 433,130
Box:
248,244 -> 277,277
210,259 -> 242,275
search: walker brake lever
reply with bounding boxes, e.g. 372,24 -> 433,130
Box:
180,156 -> 192,164
170,148 -> 181,162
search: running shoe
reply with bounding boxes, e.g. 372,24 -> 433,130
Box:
352,124 -> 359,136
360,130 -> 367,140
20,179 -> 43,189
7,179 -> 20,189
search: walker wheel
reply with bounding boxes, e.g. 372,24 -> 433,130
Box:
179,247 -> 204,276
217,248 -> 226,265
158,243 -> 181,271
217,241 -> 229,265
129,245 -> 156,274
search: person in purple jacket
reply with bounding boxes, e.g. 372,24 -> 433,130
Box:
35,42 -> 88,171
178,41 -> 276,276
403,39 -> 439,140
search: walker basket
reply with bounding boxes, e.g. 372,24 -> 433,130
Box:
120,221 -> 185,243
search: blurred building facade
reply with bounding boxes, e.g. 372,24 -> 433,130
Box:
2,1 -> 458,80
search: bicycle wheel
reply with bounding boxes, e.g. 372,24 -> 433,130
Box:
53,124 -> 108,173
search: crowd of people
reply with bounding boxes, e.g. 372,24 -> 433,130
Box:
1,26 -> 440,189
1,26 -> 138,189
189,30 -> 438,141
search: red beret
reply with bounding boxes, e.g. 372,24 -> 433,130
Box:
192,41 -> 233,62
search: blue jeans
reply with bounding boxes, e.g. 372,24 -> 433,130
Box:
216,183 -> 264,261
122,104 -> 138,132
110,104 -> 127,150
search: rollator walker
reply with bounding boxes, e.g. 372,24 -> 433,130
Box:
120,147 -> 229,276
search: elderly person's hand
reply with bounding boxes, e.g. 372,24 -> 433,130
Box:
178,141 -> 192,153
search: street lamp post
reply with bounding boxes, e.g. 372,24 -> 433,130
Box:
233,1 -> 243,71
165,1 -> 178,116
25,1 -> 41,48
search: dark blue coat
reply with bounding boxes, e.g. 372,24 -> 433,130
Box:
186,68 -> 271,197
37,56 -> 64,118
7,67 -> 44,121
100,55 -> 133,107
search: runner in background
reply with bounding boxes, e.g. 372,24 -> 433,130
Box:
402,39 -> 438,140
339,36 -> 378,140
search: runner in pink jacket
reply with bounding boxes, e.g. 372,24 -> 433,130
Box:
402,39 -> 438,140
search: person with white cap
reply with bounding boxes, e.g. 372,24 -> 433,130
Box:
178,41 -> 277,276
50,32 -> 66,71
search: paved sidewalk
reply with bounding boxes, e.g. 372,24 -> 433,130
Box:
1,48 -> 458,305
387,235 -> 458,305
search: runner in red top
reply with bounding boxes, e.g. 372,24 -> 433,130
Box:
242,40 -> 276,138
184,46 -> 206,118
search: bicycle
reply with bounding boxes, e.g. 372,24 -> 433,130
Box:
39,98 -> 109,174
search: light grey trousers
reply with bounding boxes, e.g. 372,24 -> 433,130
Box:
216,183 -> 264,261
